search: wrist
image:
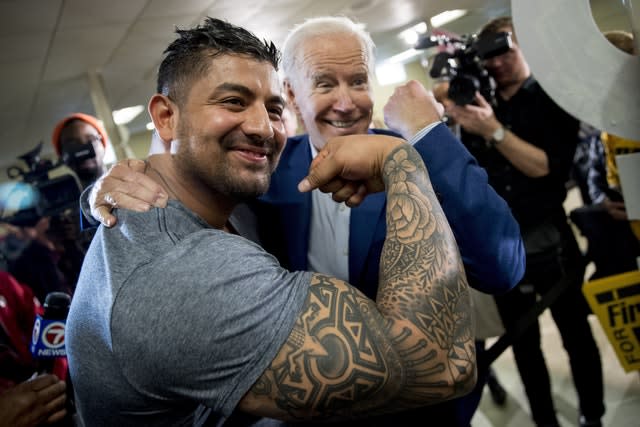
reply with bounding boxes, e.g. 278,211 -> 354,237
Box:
487,125 -> 505,148
407,121 -> 442,145
381,136 -> 406,160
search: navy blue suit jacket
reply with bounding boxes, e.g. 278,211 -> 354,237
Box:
252,123 -> 525,298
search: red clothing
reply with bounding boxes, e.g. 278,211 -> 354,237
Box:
0,271 -> 67,391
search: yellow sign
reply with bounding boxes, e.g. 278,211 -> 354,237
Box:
582,270 -> 640,372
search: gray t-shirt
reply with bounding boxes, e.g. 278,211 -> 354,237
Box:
67,200 -> 311,426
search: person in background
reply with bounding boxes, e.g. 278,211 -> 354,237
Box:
0,374 -> 67,427
589,31 -> 639,258
0,219 -> 71,304
86,15 -> 525,427
0,270 -> 68,427
570,122 -> 603,207
1,269 -> 45,389
567,122 -> 605,280
51,113 -> 109,190
66,17 -> 475,426
569,31 -> 639,278
268,16 -> 523,297
570,122 -> 640,279
433,78 -> 509,410
47,113 -> 110,288
445,16 -> 605,427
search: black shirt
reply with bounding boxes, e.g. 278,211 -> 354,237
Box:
462,76 -> 579,228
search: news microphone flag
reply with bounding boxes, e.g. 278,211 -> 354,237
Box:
31,291 -> 71,359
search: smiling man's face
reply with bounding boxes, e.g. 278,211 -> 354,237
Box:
173,53 -> 287,201
286,32 -> 374,151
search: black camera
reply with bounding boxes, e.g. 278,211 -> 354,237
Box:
417,31 -> 513,106
2,142 -> 93,227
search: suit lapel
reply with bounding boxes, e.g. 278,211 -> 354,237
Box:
267,131 -> 389,280
274,136 -> 313,271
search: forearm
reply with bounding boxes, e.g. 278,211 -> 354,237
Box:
377,144 -> 475,401
493,128 -> 549,177
413,124 -> 525,293
240,138 -> 476,421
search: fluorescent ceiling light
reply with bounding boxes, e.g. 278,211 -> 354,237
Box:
386,48 -> 421,64
399,21 -> 428,45
112,105 -> 145,125
430,9 -> 468,28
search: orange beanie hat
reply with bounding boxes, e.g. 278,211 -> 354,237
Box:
51,113 -> 108,156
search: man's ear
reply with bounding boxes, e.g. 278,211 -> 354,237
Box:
148,94 -> 176,147
283,79 -> 300,116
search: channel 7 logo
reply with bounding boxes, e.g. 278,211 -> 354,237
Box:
31,316 -> 66,357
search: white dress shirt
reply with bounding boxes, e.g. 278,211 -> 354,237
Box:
305,121 -> 441,281
307,141 -> 350,281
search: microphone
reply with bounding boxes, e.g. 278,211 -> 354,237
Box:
30,291 -> 71,374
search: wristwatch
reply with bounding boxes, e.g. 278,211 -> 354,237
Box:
488,126 -> 505,148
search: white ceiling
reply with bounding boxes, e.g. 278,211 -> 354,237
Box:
0,0 -> 514,173
0,0 -> 629,174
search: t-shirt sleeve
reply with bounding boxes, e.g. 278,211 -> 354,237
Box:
111,230 -> 311,417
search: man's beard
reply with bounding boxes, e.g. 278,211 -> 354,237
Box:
212,164 -> 272,202
175,126 -> 278,202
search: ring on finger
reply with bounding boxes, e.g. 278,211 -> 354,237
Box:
104,192 -> 117,207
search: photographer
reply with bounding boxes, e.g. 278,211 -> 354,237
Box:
51,113 -> 108,190
443,16 -> 605,427
48,113 -> 109,289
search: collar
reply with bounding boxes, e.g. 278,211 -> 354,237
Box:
308,139 -> 319,159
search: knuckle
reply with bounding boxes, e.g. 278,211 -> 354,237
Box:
123,181 -> 138,195
130,159 -> 146,171
305,175 -> 320,189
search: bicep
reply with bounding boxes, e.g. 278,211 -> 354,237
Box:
237,273 -> 402,421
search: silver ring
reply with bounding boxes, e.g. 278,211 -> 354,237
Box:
104,192 -> 116,207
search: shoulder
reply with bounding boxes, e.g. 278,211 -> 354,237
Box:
517,77 -> 550,106
273,134 -> 311,169
525,77 -> 565,108
287,134 -> 308,144
523,76 -> 578,125
112,225 -> 311,338
92,202 -> 214,276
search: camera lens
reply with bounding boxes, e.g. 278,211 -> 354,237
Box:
449,75 -> 480,106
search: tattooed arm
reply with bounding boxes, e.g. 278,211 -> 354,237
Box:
237,135 -> 475,421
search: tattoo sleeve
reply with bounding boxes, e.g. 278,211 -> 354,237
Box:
241,144 -> 474,421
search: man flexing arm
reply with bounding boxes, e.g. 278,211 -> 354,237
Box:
237,135 -> 475,420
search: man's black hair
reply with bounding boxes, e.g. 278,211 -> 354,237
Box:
157,17 -> 280,106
